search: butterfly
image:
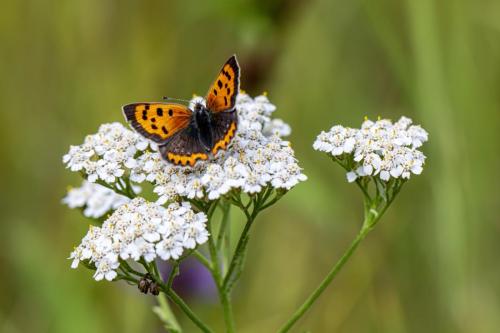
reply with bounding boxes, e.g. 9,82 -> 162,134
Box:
123,55 -> 240,166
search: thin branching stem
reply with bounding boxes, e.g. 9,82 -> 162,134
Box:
222,206 -> 255,290
277,179 -> 404,333
206,201 -> 236,333
166,263 -> 179,291
216,203 -> 231,251
119,259 -> 144,277
162,286 -> 214,333
131,259 -> 213,333
193,250 -> 212,271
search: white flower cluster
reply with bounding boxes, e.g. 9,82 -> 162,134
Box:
70,198 -> 208,281
63,123 -> 150,183
62,181 -> 135,218
63,93 -> 307,203
142,129 -> 306,203
313,117 -> 428,182
139,93 -> 306,202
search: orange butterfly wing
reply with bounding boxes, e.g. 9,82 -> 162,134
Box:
205,55 -> 240,113
123,103 -> 192,143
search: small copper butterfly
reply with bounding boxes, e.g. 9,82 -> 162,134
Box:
123,55 -> 240,166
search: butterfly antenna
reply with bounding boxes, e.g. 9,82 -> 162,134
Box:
162,96 -> 192,104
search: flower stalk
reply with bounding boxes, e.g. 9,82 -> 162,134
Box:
206,201 -> 237,333
277,200 -> 388,332
277,218 -> 371,333
278,113 -> 428,333
187,189 -> 284,332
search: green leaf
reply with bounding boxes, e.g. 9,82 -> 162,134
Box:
223,233 -> 249,293
152,293 -> 182,333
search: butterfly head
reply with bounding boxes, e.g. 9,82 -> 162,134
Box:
193,102 -> 204,113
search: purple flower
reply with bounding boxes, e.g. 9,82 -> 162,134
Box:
158,257 -> 217,302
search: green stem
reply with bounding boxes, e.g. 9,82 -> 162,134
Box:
223,190 -> 281,291
356,179 -> 372,202
216,203 -> 231,251
166,263 -> 179,291
259,194 -> 282,211
124,176 -> 136,198
222,208 -> 256,290
135,260 -> 213,333
95,179 -> 135,199
277,178 -> 402,333
207,207 -> 236,333
119,260 -> 144,277
219,284 -> 235,333
220,205 -> 232,276
164,287 -> 214,333
189,199 -> 205,212
277,215 -> 374,333
117,274 -> 139,284
150,261 -> 160,278
193,250 -> 212,271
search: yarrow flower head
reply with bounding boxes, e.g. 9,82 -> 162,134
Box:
62,181 -> 139,219
69,198 -> 208,281
63,93 -> 307,203
63,123 -> 150,183
313,116 -> 428,183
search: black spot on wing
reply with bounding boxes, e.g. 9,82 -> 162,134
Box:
122,104 -> 165,144
222,70 -> 231,81
224,56 -> 240,108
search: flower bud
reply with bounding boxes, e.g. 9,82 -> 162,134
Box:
138,278 -> 150,294
149,282 -> 160,296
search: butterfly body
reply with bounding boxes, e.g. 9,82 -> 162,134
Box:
123,56 -> 240,166
192,103 -> 215,152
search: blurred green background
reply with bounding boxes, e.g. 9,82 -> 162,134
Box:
1,0 -> 499,332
